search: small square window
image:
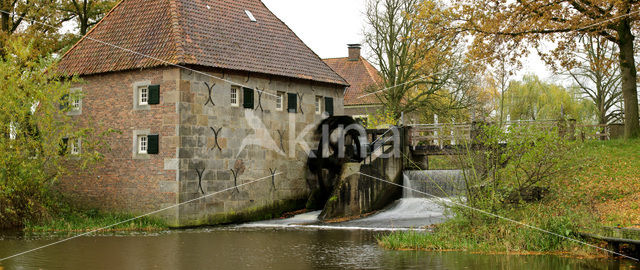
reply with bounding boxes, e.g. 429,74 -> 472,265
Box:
315,96 -> 322,115
139,86 -> 149,105
230,86 -> 240,107
71,139 -> 81,155
138,135 -> 148,154
276,92 -> 284,111
71,98 -> 81,111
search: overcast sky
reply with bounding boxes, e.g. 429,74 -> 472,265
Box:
262,0 -> 554,81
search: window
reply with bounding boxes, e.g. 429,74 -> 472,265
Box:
315,96 -> 322,115
324,97 -> 334,116
72,98 -> 81,111
230,86 -> 240,107
139,86 -> 149,105
65,89 -> 82,115
287,93 -> 297,113
276,92 -> 284,111
71,139 -> 81,155
138,135 -> 148,154
9,122 -> 16,140
243,87 -> 254,109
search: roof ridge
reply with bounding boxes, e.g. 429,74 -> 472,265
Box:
360,56 -> 382,83
59,0 -> 127,62
323,56 -> 348,60
168,0 -> 185,63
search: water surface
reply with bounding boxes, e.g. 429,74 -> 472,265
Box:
0,227 -> 635,270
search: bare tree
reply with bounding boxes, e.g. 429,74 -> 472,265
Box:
565,35 -> 622,125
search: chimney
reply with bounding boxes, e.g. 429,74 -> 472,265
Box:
348,44 -> 361,61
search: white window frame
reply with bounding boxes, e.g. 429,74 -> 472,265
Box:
138,86 -> 149,106
71,138 -> 81,155
230,86 -> 240,107
276,92 -> 284,111
138,135 -> 148,154
315,96 -> 322,115
67,88 -> 82,115
71,98 -> 81,111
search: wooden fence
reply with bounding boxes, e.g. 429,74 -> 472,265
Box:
408,120 -> 612,147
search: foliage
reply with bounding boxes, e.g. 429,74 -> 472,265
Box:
364,0 -> 475,121
380,138 -> 640,255
0,0 -> 117,56
0,0 -> 73,56
60,0 -> 118,35
503,75 -> 595,123
366,109 -> 398,128
453,0 -> 640,138
0,39 -> 111,228
378,209 -> 588,253
457,122 -> 575,212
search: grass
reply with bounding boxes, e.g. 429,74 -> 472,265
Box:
379,139 -> 640,255
427,156 -> 458,170
24,208 -> 168,233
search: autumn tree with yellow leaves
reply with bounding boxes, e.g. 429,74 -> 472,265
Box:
364,0 -> 479,122
453,0 -> 640,138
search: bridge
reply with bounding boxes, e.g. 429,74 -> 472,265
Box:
404,120 -> 612,169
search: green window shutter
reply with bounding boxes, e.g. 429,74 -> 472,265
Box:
148,85 -> 160,105
147,134 -> 159,155
59,137 -> 69,155
243,87 -> 254,109
287,93 -> 297,113
324,97 -> 334,116
59,94 -> 69,110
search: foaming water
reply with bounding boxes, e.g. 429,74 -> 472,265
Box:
241,170 -> 464,231
240,197 -> 450,231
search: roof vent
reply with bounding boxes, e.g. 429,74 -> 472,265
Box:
245,10 -> 257,22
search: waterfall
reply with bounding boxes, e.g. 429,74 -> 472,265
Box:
402,170 -> 465,198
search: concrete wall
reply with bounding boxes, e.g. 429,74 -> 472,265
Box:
175,67 -> 344,226
319,156 -> 404,220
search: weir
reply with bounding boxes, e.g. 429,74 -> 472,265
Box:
403,170 -> 465,198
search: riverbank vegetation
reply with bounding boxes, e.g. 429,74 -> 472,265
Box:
380,138 -> 640,255
0,39 -> 118,231
24,208 -> 168,233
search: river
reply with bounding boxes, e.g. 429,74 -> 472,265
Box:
0,198 -> 635,269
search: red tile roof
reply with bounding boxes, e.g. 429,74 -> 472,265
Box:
323,56 -> 382,106
58,0 -> 348,86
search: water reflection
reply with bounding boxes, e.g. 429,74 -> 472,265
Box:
0,228 -> 635,270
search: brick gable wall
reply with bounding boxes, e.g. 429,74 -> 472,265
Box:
58,67 -> 181,224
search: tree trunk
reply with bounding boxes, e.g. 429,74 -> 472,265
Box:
1,12 -> 9,33
80,19 -> 88,35
617,20 -> 639,139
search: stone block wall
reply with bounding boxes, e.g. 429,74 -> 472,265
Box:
176,67 -> 344,226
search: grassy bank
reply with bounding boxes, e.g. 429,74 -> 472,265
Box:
379,139 -> 640,255
24,209 -> 168,233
